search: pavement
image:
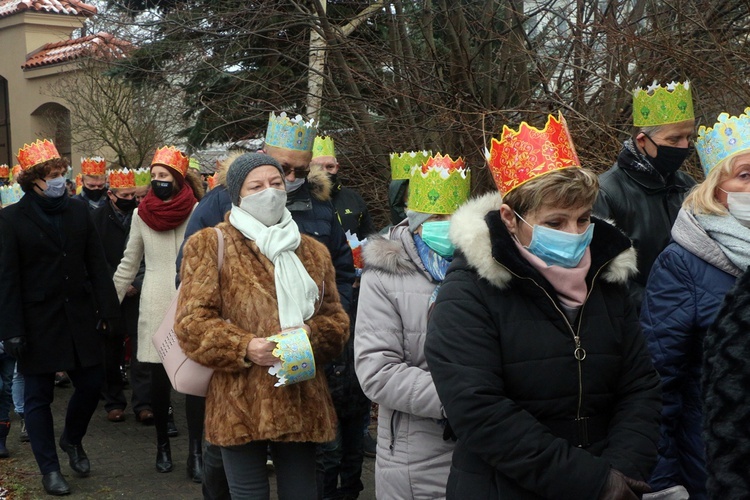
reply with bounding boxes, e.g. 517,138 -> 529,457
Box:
0,383 -> 376,499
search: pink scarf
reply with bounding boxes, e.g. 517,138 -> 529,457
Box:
513,240 -> 591,308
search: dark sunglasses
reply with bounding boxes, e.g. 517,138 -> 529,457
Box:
282,165 -> 310,178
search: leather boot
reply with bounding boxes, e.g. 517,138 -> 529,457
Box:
186,439 -> 203,483
155,440 -> 173,473
42,470 -> 71,496
0,420 -> 10,458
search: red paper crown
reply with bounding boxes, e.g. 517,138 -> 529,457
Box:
206,174 -> 216,191
75,174 -> 82,189
487,113 -> 580,195
421,153 -> 466,173
12,165 -> 21,178
151,146 -> 189,177
0,164 -> 9,179
81,157 -> 107,176
108,168 -> 136,188
16,139 -> 61,170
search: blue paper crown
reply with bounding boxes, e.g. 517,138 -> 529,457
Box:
265,112 -> 317,152
695,108 -> 750,175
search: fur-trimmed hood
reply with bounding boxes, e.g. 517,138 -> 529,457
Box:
361,222 -> 432,280
449,192 -> 637,290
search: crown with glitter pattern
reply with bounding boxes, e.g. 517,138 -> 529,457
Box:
11,165 -> 21,180
75,173 -> 82,194
487,113 -> 580,195
409,153 -> 470,214
133,167 -> 151,187
633,81 -> 694,127
0,164 -> 8,179
390,150 -> 432,180
206,174 -> 217,191
312,136 -> 336,159
17,139 -> 61,170
695,108 -> 750,175
266,328 -> 316,387
265,112 -> 317,152
81,157 -> 107,176
107,168 -> 136,189
151,146 -> 189,177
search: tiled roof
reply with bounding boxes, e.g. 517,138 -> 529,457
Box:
23,32 -> 132,69
0,0 -> 96,19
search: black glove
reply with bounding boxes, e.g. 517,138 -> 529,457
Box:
442,419 -> 457,442
598,469 -> 651,500
4,336 -> 27,361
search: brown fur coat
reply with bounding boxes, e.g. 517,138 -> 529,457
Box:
175,220 -> 349,446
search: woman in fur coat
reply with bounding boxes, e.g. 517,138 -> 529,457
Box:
112,147 -> 203,476
175,153 -> 349,500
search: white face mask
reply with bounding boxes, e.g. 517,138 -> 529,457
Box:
238,187 -> 287,226
285,177 -> 305,193
724,190 -> 750,227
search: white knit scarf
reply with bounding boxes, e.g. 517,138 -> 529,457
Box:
229,205 -> 319,329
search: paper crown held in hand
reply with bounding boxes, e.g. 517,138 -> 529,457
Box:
266,327 -> 316,387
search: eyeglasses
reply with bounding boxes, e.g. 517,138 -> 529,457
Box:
282,166 -> 310,178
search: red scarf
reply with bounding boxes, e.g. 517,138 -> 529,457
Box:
137,182 -> 196,232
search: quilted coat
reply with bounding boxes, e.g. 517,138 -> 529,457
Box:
175,221 -> 349,446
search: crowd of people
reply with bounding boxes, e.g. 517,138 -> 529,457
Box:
1,81 -> 750,500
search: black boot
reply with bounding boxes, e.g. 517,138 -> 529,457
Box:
186,439 -> 203,483
167,405 -> 178,437
0,420 -> 10,458
42,470 -> 71,496
156,440 -> 173,473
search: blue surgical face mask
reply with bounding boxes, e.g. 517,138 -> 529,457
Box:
42,176 -> 68,198
515,211 -> 594,268
421,220 -> 454,258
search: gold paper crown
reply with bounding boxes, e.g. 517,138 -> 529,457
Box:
487,113 -> 580,195
408,154 -> 471,215
11,165 -> 21,179
390,150 -> 432,180
633,81 -> 694,127
81,157 -> 107,176
151,146 -> 189,177
133,168 -> 151,187
312,136 -> 336,159
75,173 -> 82,194
17,139 -> 61,170
0,164 -> 9,179
107,168 -> 136,189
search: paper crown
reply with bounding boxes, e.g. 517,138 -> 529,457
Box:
265,112 -> 317,152
633,81 -> 694,127
107,168 -> 136,188
0,165 -> 9,179
133,167 -> 151,187
487,113 -> 580,195
390,150 -> 432,180
11,165 -> 21,179
17,139 -> 61,170
152,146 -> 189,177
74,174 -> 82,194
266,328 -> 316,387
206,174 -> 216,191
0,183 -> 22,205
409,154 -> 470,214
188,157 -> 201,171
695,108 -> 750,175
312,136 -> 335,159
81,157 -> 107,176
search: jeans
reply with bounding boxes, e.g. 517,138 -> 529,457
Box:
202,442 -> 230,500
12,365 -> 24,415
316,412 -> 366,499
0,353 -> 14,421
221,441 -> 317,500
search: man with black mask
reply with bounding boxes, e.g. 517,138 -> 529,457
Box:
73,158 -> 109,210
91,170 -> 152,426
594,81 -> 697,311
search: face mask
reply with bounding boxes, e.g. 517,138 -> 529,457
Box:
722,189 -> 750,227
327,173 -> 339,186
239,187 -> 288,226
421,220 -> 454,258
114,196 -> 137,213
285,177 -> 305,193
151,180 -> 173,200
516,212 -> 594,268
643,134 -> 693,177
83,186 -> 106,201
42,176 -> 68,198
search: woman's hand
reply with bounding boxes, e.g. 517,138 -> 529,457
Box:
245,338 -> 278,366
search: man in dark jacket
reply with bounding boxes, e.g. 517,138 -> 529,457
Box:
91,174 -> 152,425
594,81 -> 696,311
72,158 -> 109,210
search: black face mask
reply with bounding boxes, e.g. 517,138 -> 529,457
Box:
114,196 -> 137,213
151,180 -> 173,200
327,173 -> 339,187
643,134 -> 693,177
83,186 -> 106,201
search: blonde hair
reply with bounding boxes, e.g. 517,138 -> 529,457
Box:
682,156 -> 740,215
503,167 -> 599,216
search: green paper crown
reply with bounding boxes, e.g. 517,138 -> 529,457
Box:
312,136 -> 336,159
390,150 -> 432,180
409,158 -> 471,215
633,81 -> 694,127
133,167 -> 151,187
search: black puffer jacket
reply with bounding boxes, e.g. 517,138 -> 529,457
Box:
593,146 -> 696,309
425,193 -> 662,500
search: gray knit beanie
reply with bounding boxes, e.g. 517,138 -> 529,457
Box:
407,209 -> 434,233
226,153 -> 285,204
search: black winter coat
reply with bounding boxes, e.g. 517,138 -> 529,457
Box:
593,146 -> 696,310
330,181 -> 375,239
425,193 -> 662,500
0,194 -> 120,374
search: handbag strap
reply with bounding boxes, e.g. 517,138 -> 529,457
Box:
213,227 -> 225,271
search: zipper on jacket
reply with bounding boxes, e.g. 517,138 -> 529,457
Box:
389,410 -> 399,455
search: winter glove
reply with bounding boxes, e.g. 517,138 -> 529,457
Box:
4,336 -> 27,361
599,469 -> 651,500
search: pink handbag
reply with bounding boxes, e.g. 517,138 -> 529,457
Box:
153,227 -> 225,397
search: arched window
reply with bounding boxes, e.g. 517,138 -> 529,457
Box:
31,102 -> 71,165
